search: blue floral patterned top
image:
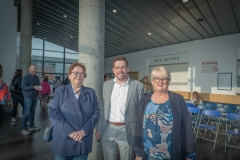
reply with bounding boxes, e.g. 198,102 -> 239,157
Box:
143,99 -> 173,160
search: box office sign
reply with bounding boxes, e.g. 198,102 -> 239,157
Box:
149,52 -> 189,65
201,61 -> 218,73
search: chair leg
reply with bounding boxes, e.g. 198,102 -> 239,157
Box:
225,134 -> 227,153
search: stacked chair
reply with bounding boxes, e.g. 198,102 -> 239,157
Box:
187,107 -> 200,133
225,113 -> 240,152
195,109 -> 221,148
186,102 -> 195,108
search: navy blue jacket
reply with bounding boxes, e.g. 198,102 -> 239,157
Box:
49,84 -> 99,157
21,73 -> 40,98
134,91 -> 196,160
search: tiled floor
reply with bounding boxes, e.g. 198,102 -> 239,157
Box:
1,102 -> 240,160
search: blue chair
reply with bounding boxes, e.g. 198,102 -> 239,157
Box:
237,110 -> 240,114
221,104 -> 237,113
186,102 -> 195,108
187,107 -> 200,133
225,113 -> 240,153
203,102 -> 217,109
197,104 -> 212,110
196,109 -> 221,148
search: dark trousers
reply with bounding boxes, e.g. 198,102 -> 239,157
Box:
0,104 -> 3,127
11,93 -> 24,118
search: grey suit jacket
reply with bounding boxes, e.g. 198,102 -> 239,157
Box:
97,77 -> 144,145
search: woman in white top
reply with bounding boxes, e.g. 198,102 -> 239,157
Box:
190,91 -> 202,106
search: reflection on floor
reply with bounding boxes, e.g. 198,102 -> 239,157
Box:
1,102 -> 240,160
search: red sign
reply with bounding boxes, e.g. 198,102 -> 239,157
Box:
201,61 -> 218,73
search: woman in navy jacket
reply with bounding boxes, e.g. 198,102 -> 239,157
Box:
134,66 -> 195,160
49,62 -> 99,160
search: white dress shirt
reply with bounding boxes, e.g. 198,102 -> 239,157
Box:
108,77 -> 129,122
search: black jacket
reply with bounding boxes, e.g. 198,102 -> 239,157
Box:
134,91 -> 196,160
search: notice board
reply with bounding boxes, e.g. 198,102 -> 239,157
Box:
217,73 -> 232,90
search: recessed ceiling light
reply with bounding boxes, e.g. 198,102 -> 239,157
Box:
63,14 -> 67,18
43,37 -> 46,39
148,32 -> 152,36
37,22 -> 40,26
70,35 -> 73,38
197,18 -> 204,22
113,9 -> 117,13
183,0 -> 188,2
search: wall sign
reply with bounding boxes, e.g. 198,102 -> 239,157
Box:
148,52 -> 189,65
201,61 -> 218,73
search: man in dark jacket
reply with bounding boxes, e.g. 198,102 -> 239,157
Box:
21,65 -> 42,135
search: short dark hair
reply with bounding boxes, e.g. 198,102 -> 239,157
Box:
43,77 -> 48,82
112,56 -> 128,67
68,62 -> 87,78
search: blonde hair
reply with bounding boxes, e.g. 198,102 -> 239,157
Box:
150,66 -> 171,81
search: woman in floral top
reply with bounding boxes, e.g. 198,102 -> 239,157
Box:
0,79 -> 11,126
134,66 -> 196,160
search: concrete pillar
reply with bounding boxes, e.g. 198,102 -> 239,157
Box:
20,0 -> 33,75
78,0 -> 105,160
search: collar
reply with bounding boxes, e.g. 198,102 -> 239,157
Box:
113,75 -> 130,86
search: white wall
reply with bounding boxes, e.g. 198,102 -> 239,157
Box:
0,0 -> 18,85
104,34 -> 240,95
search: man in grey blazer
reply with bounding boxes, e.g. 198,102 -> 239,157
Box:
95,56 -> 144,160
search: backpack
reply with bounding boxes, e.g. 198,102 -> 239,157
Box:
10,79 -> 22,94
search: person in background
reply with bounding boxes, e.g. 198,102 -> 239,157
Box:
53,76 -> 62,93
134,66 -> 196,160
39,77 -> 50,110
49,62 -> 99,160
140,75 -> 152,95
190,91 -> 202,106
64,76 -> 70,85
21,65 -> 42,135
104,74 -> 110,81
0,78 -> 11,127
96,56 -> 144,160
10,69 -> 24,125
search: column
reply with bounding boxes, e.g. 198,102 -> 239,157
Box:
20,0 -> 33,75
78,0 -> 105,160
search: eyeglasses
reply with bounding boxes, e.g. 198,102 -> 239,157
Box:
72,71 -> 85,77
153,77 -> 169,83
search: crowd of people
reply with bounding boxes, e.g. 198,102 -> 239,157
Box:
0,55 -> 196,160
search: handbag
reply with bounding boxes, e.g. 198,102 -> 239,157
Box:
10,80 -> 22,94
43,89 -> 81,142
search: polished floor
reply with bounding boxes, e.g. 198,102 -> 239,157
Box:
0,102 -> 240,160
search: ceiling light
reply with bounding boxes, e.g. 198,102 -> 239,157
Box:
37,22 -> 40,26
63,14 -> 67,18
113,9 -> 117,13
43,37 -> 46,39
70,35 -> 73,38
148,32 -> 152,36
183,0 -> 188,2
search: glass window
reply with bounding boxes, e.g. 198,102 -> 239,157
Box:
66,48 -> 78,54
31,61 -> 43,72
44,51 -> 64,63
65,53 -> 78,64
31,50 -> 43,61
44,62 -> 63,73
45,41 -> 64,52
32,38 -> 43,49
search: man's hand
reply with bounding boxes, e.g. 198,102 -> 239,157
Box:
70,130 -> 86,142
95,132 -> 100,140
34,86 -> 42,91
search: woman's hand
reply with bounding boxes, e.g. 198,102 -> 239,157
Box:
69,130 -> 86,142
